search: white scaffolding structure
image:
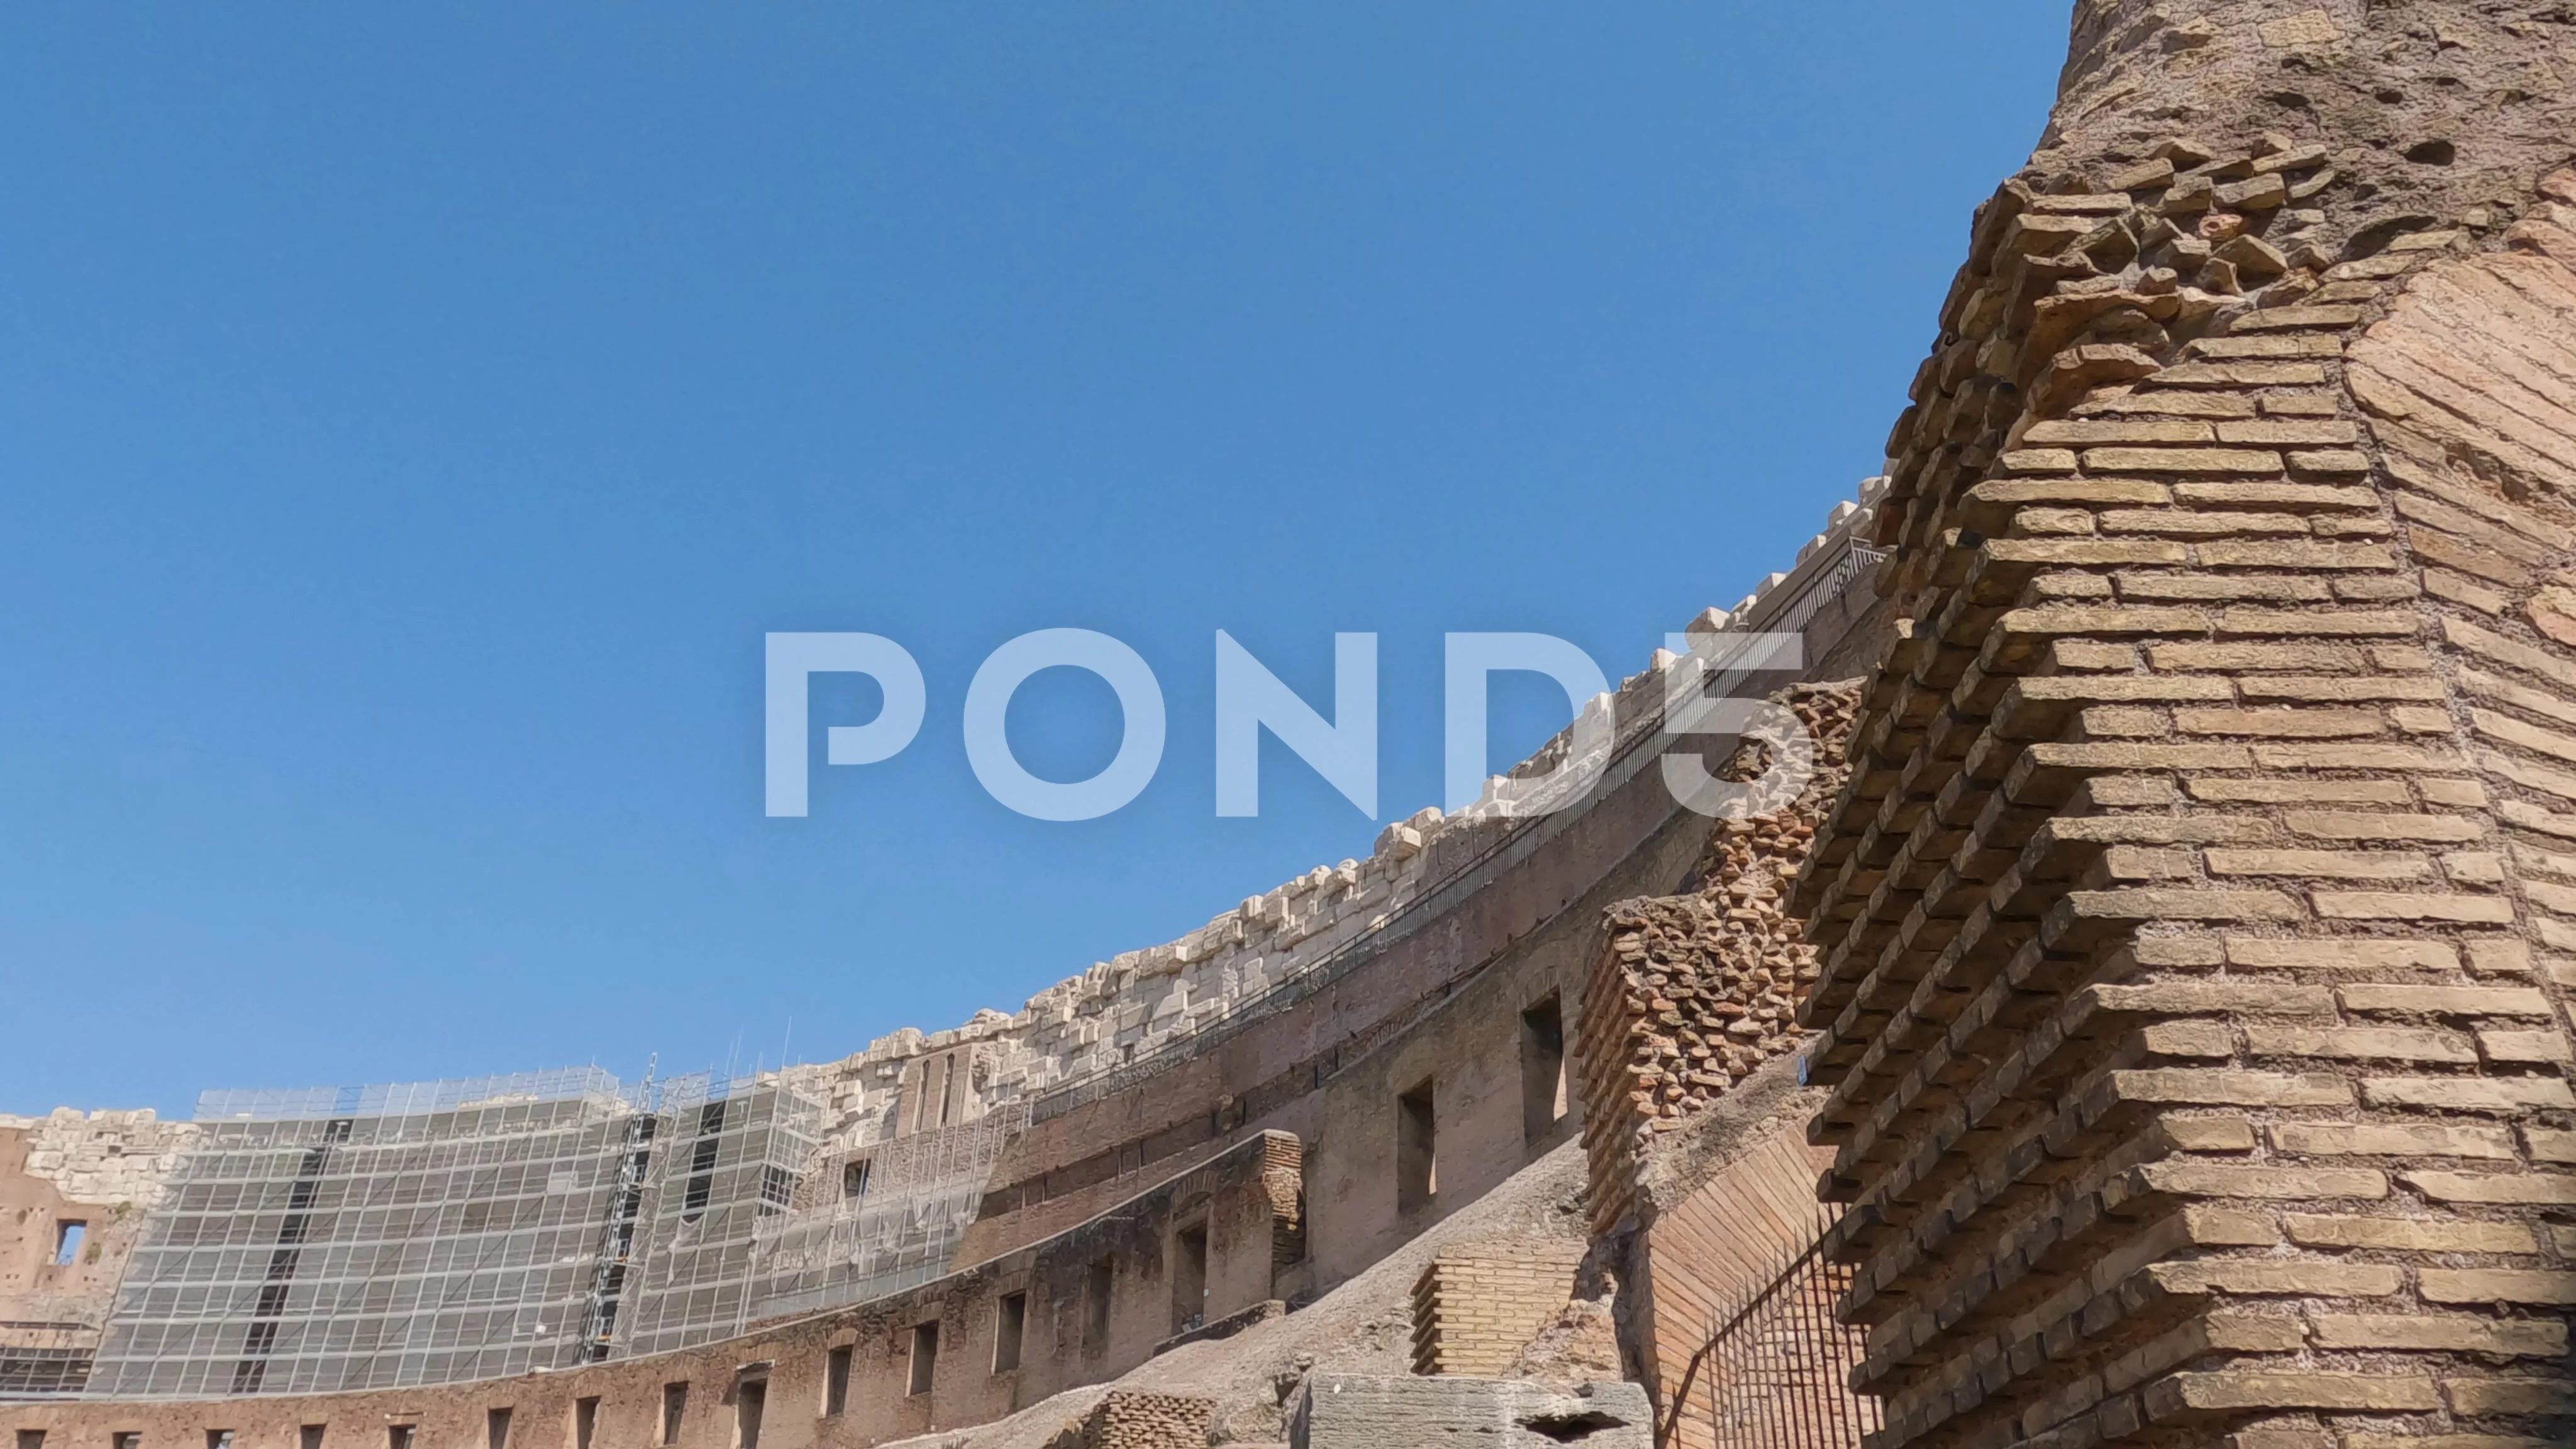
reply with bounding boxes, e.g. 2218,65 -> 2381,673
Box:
611,1075 -> 824,1357
88,1069 -> 649,1398
72,1065 -> 1019,1399
748,1106 -> 1026,1323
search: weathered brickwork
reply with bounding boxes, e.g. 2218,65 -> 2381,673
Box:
1792,4 -> 2576,1447
1575,684 -> 1857,1238
1409,1242 -> 1587,1377
1074,1391 -> 1214,1449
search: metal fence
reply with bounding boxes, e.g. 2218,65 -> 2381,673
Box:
1660,1235 -> 1880,1449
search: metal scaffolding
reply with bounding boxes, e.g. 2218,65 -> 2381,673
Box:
611,1075 -> 825,1358
88,1069 -> 653,1398
748,1106 -> 1026,1323
65,1063 -> 1023,1399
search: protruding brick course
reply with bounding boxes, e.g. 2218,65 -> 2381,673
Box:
1790,4 -> 2576,1446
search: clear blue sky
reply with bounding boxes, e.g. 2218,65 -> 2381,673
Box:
0,4 -> 2065,1116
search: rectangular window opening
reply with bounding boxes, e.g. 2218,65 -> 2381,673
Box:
1521,995 -> 1568,1145
388,1427 -> 415,1449
823,1345 -> 852,1416
1170,1225 -> 1208,1335
487,1408 -> 511,1449
18,1432 -> 43,1449
1397,1079 -> 1437,1213
207,1433 -> 234,1449
840,1159 -> 871,1200
682,1139 -> 720,1220
1084,1258 -> 1113,1349
113,1435 -> 141,1449
662,1383 -> 688,1446
572,1398 -> 598,1449
301,1426 -> 326,1449
991,1292 -> 1026,1374
735,1379 -> 765,1449
906,1323 -> 939,1397
52,1221 -> 87,1267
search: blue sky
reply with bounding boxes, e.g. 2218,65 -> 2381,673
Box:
0,4 -> 2065,1116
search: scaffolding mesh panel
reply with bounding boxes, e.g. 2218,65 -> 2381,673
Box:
609,1075 -> 826,1358
748,1106 -> 1026,1322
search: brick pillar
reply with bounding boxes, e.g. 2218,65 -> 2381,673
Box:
1790,4 -> 2576,1446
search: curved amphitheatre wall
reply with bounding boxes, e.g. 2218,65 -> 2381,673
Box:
0,484 -> 1894,1432
1794,3 -> 2576,1447
777,486 -> 1893,1284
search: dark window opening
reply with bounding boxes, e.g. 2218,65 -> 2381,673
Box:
1084,1258 -> 1114,1349
682,1138 -> 721,1220
572,1398 -> 598,1449
208,1433 -> 234,1449
841,1159 -> 871,1199
906,1323 -> 939,1397
735,1379 -> 764,1449
823,1346 -> 852,1416
1170,1225 -> 1208,1335
301,1426 -> 325,1449
486,1409 -> 511,1449
52,1221 -> 87,1267
114,1435 -> 142,1449
1521,996 -> 1567,1145
662,1383 -> 688,1446
1397,1079 -> 1437,1213
388,1428 -> 415,1449
18,1433 -> 42,1449
992,1292 -> 1026,1374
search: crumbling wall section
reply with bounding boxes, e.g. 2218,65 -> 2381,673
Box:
1572,684 -> 1855,1239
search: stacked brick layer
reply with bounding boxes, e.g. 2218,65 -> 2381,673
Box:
1574,684 -> 1857,1237
1409,1242 -> 1587,1377
1080,1391 -> 1214,1449
1790,21 -> 2576,1445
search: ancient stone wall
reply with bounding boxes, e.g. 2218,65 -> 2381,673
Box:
1792,4 -> 2576,1446
1,1111 -> 198,1399
782,487 -> 1889,1177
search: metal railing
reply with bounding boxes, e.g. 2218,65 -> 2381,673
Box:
1659,1229 -> 1881,1449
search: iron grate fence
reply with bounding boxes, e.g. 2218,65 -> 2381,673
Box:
1660,1230 -> 1881,1449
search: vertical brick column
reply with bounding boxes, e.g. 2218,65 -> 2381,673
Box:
1787,6 -> 2576,1447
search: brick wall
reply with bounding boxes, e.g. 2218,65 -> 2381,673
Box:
1572,684 -> 1857,1240
1409,1243 -> 1587,1377
1077,1392 -> 1213,1449
1629,1127 -> 1835,1449
1792,5 -> 2576,1445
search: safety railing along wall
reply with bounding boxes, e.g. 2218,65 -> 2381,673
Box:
1658,1224 -> 1880,1449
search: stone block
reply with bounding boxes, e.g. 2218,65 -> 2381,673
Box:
1290,1376 -> 1650,1449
